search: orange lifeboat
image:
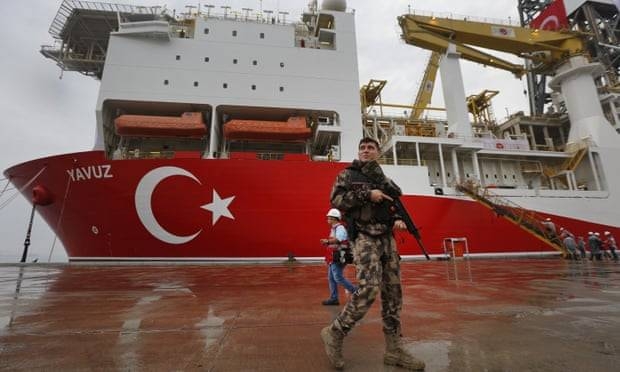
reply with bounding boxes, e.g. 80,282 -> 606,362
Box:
223,116 -> 311,141
114,112 -> 207,137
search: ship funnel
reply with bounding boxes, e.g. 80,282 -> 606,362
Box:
321,0 -> 346,11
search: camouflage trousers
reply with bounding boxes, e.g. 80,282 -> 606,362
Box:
330,232 -> 402,336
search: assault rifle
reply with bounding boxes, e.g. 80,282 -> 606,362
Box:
391,198 -> 430,260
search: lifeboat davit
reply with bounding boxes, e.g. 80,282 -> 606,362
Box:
223,116 -> 311,141
114,112 -> 207,137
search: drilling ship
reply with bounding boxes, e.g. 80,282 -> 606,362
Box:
4,0 -> 619,261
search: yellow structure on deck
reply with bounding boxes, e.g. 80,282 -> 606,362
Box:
410,51 -> 441,120
398,13 -> 586,76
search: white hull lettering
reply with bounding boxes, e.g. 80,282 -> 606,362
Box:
67,165 -> 114,182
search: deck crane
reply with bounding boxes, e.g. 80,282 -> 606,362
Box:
397,13 -> 618,147
410,51 -> 441,120
413,51 -> 500,128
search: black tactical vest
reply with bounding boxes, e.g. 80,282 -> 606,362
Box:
346,166 -> 395,226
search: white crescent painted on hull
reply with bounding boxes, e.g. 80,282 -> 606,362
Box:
135,166 -> 202,244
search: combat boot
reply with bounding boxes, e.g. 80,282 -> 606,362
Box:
384,333 -> 425,371
320,326 -> 345,369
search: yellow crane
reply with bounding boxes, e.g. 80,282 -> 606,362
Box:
397,14 -> 585,76
466,89 -> 499,129
410,51 -> 441,119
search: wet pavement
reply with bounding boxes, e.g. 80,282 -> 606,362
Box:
1,259 -> 619,371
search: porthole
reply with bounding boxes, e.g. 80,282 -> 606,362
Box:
164,79 -> 169,85
204,57 -> 210,62
252,60 -> 258,66
280,62 -> 285,68
233,59 -> 238,64
176,55 -> 181,60
223,83 -> 228,89
194,81 -> 199,87
232,30 -> 237,36
204,28 -> 209,34
251,84 -> 256,90
279,86 -> 284,92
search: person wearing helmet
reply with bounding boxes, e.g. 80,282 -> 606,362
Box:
320,208 -> 357,306
603,231 -> 618,261
589,232 -> 602,261
541,218 -> 559,244
320,137 -> 425,371
576,236 -> 587,259
562,232 -> 578,260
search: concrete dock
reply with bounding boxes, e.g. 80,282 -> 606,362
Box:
1,259 -> 619,371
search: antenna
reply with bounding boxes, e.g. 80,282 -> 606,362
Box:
242,8 -> 253,21
221,5 -> 231,18
278,11 -> 289,24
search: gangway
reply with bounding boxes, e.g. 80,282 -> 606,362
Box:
455,181 -> 567,256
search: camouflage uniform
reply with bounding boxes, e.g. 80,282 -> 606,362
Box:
328,159 -> 404,336
321,159 -> 425,370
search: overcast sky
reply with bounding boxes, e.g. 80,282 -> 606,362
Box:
0,0 -> 528,262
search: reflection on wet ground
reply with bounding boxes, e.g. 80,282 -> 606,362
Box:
0,259 -> 619,371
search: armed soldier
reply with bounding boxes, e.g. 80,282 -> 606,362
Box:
320,137 -> 425,370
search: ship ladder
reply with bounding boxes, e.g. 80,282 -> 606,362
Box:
455,181 -> 567,257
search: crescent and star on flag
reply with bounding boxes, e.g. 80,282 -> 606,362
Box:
135,166 -> 235,244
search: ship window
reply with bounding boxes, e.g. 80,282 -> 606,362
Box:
485,174 -> 489,178
279,86 -> 284,92
466,173 -> 470,177
251,84 -> 256,90
436,172 -> 440,177
194,81 -> 199,87
233,59 -> 238,64
260,32 -> 265,39
232,30 -> 237,37
164,79 -> 169,85
494,174 -> 498,179
204,28 -> 209,34
280,62 -> 285,68
504,175 -> 507,179
223,83 -> 228,89
447,172 -> 451,177
252,60 -> 258,66
176,55 -> 181,60
204,57 -> 210,62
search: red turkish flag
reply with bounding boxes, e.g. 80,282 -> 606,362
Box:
530,0 -> 568,31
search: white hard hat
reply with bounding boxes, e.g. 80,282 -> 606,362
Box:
326,208 -> 341,219
595,232 -> 600,236
545,218 -> 551,221
604,231 -> 611,235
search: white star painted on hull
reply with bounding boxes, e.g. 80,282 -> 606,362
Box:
201,190 -> 235,225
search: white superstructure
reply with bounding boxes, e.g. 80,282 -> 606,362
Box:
95,1 -> 362,161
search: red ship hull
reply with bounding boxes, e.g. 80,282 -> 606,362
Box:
4,151 -> 617,260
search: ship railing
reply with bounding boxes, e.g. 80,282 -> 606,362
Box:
122,150 -> 175,159
196,9 -> 302,27
257,152 -> 285,160
408,9 -> 520,27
